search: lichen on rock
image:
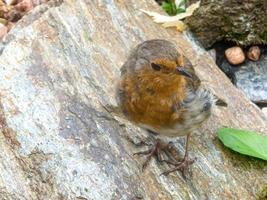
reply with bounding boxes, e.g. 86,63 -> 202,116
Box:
186,0 -> 267,48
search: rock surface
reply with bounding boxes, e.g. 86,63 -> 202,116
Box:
235,57 -> 267,104
186,0 -> 267,48
262,108 -> 267,119
215,44 -> 267,104
0,0 -> 266,199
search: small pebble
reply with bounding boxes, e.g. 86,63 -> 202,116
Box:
0,18 -> 7,25
247,46 -> 261,61
225,46 -> 245,65
6,21 -> 14,31
0,0 -> 49,38
15,0 -> 33,13
0,23 -> 8,39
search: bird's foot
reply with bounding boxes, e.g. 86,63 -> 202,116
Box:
133,138 -> 169,171
160,157 -> 195,178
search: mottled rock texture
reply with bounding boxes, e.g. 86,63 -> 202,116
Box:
235,54 -> 267,104
0,0 -> 266,199
186,0 -> 267,48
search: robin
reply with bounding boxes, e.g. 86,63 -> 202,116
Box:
117,39 -> 226,176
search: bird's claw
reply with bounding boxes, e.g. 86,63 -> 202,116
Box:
160,157 -> 195,177
133,139 -> 166,171
133,137 -> 195,177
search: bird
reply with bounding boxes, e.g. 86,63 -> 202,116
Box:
117,39 -> 226,176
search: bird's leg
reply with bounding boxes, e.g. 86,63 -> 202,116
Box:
161,134 -> 195,177
160,142 -> 181,163
133,138 -> 168,171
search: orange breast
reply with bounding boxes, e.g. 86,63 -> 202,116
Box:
120,70 -> 186,129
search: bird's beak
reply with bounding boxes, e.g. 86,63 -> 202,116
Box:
176,67 -> 193,79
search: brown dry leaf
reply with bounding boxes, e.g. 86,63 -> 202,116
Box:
162,20 -> 186,31
140,1 -> 200,32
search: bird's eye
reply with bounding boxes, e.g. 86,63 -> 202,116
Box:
151,63 -> 161,71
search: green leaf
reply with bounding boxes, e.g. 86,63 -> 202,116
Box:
175,7 -> 186,14
161,1 -> 186,16
162,2 -> 172,12
218,127 -> 267,161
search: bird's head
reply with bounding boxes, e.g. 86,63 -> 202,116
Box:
149,54 -> 192,79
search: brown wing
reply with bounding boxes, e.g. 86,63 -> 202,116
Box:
182,55 -> 201,91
